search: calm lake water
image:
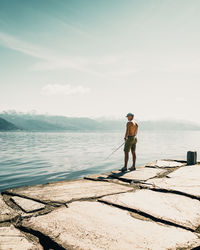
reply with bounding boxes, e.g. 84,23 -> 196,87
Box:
1,130 -> 200,192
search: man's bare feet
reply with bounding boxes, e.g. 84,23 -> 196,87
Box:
129,166 -> 136,171
120,166 -> 127,172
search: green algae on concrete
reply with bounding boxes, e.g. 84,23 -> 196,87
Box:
21,201 -> 200,250
99,189 -> 200,230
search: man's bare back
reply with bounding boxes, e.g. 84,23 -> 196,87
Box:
124,121 -> 138,139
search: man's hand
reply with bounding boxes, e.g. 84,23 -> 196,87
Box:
124,137 -> 127,141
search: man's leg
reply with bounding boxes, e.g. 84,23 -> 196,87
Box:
129,142 -> 136,171
120,140 -> 130,172
131,149 -> 136,168
120,151 -> 129,172
124,151 -> 129,168
129,138 -> 137,171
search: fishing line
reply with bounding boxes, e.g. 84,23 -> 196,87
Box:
105,142 -> 125,160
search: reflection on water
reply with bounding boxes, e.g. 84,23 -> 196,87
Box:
0,130 -> 200,191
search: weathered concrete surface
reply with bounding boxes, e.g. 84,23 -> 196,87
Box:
0,195 -> 19,222
144,165 -> 200,199
2,193 -> 55,220
84,166 -> 146,182
167,164 -> 200,178
84,173 -> 130,186
146,160 -> 185,168
99,189 -> 200,230
11,196 -> 45,213
21,201 -> 200,250
111,167 -> 165,182
5,179 -> 132,204
84,173 -> 111,181
0,225 -> 42,250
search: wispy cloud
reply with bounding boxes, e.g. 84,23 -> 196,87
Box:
0,31 -> 48,60
41,84 -> 91,96
0,31 -> 98,74
0,31 -> 139,76
106,68 -> 140,77
0,31 -> 140,77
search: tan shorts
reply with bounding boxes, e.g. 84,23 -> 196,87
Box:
124,136 -> 137,153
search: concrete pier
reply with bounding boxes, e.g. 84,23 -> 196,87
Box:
0,159 -> 200,249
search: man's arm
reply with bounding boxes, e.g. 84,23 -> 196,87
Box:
124,122 -> 130,140
135,122 -> 138,135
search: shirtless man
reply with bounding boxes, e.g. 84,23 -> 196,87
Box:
121,113 -> 138,172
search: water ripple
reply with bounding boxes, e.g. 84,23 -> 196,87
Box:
0,131 -> 200,192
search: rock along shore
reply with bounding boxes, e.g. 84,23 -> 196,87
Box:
0,159 -> 200,250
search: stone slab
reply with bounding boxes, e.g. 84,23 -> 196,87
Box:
84,173 -> 130,186
146,160 -> 185,168
84,173 -> 111,181
11,196 -> 45,213
111,167 -> 165,182
0,195 -> 19,222
99,189 -> 200,230
167,164 -> 200,178
5,179 -> 132,204
144,165 -> 200,199
21,201 -> 200,250
0,225 -> 42,250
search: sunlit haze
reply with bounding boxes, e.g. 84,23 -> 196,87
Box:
0,0 -> 200,122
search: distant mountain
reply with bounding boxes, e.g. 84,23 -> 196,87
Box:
0,117 -> 19,131
140,120 -> 200,131
0,112 -> 103,131
94,118 -> 200,131
0,111 -> 200,132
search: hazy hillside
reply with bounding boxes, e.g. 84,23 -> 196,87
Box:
0,117 -> 19,131
0,112 -> 103,131
139,120 -> 200,131
0,111 -> 200,132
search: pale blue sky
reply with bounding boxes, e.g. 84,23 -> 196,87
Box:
0,0 -> 200,121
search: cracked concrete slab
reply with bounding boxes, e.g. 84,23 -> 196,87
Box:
0,195 -> 19,222
11,196 -> 45,213
84,166 -> 146,182
84,173 -> 130,186
144,165 -> 200,199
84,173 -> 111,180
111,167 -> 165,182
0,225 -> 42,250
21,201 -> 200,250
5,179 -> 132,204
99,189 -> 200,230
167,164 -> 200,178
145,160 -> 185,168
2,194 -> 56,220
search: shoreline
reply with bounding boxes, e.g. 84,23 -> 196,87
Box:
0,158 -> 200,249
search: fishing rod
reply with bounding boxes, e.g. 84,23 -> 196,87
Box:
105,142 -> 125,160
